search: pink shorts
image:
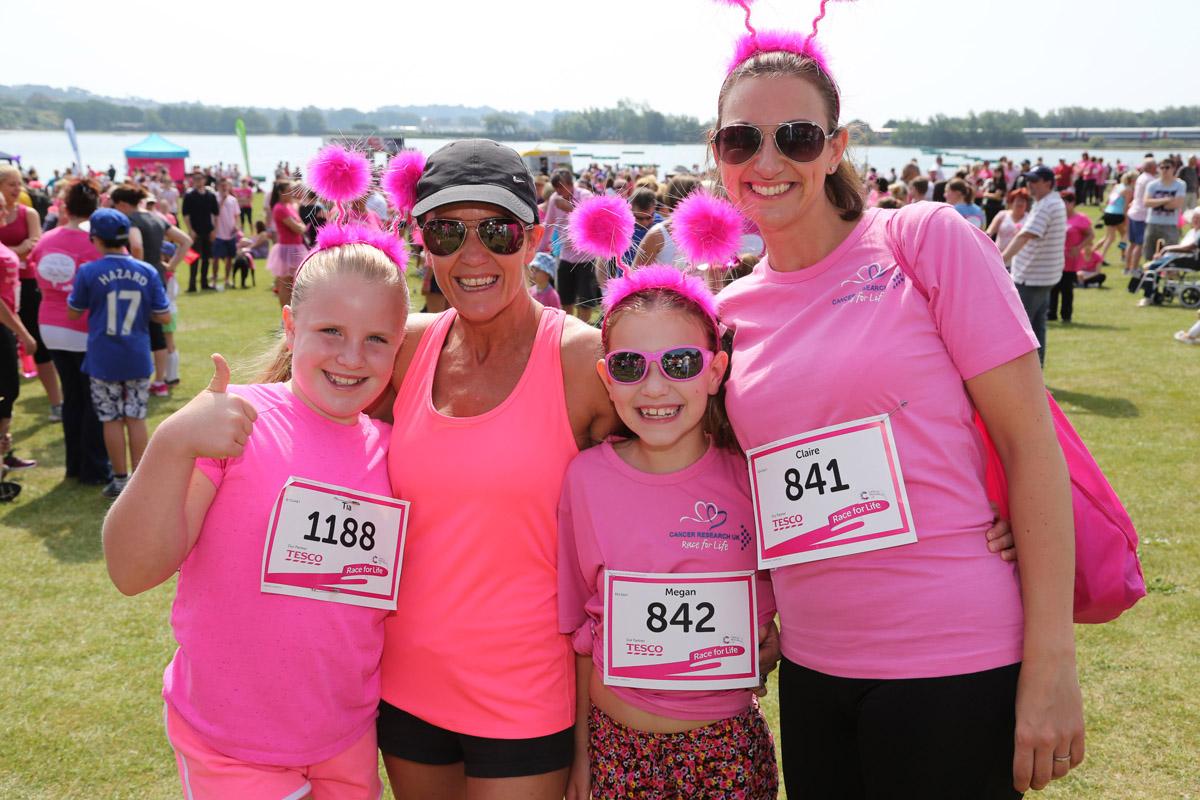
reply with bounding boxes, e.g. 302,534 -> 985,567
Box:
164,703 -> 382,800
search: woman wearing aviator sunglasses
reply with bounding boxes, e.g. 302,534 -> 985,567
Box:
708,6 -> 1083,799
373,138 -> 621,800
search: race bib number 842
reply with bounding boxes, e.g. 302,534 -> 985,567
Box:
604,570 -> 759,692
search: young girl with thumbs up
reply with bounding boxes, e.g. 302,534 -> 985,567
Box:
103,227 -> 410,800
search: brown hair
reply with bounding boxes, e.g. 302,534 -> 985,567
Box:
110,183 -> 147,207
662,175 -> 701,212
256,244 -> 410,383
715,50 -> 863,222
64,178 -> 102,219
601,289 -> 739,453
946,178 -> 973,203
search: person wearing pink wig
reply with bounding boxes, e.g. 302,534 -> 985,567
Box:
709,1 -> 1083,797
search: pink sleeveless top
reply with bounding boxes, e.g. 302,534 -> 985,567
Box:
383,308 -> 579,738
0,208 -> 31,279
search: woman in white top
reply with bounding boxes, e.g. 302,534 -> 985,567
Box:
987,187 -> 1030,268
633,174 -> 701,270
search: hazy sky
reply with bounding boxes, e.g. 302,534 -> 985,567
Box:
7,0 -> 1195,128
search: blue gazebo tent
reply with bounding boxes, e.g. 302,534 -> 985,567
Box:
124,133 -> 189,180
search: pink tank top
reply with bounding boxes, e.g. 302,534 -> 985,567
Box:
0,208 -> 31,279
383,308 -> 579,738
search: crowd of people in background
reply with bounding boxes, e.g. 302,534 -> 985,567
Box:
0,143 -> 1197,500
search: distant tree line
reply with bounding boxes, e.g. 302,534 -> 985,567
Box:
886,107 -> 1200,147
549,100 -> 705,143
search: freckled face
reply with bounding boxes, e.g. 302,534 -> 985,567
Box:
284,272 -> 407,424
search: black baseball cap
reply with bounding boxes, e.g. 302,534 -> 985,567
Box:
1022,165 -> 1055,183
412,139 -> 540,224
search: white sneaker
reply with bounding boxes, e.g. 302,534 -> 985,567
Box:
1174,331 -> 1199,345
1137,298 -> 1152,307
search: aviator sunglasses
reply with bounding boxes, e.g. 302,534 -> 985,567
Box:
605,347 -> 715,384
711,120 -> 838,166
420,217 -> 532,257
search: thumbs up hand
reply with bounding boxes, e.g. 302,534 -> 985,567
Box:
159,354 -> 259,460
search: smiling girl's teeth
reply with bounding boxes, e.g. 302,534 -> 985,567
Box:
457,276 -> 499,290
750,183 -> 791,196
325,372 -> 364,386
639,406 -> 680,419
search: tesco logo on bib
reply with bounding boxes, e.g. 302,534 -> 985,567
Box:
772,514 -> 805,532
626,643 -> 664,656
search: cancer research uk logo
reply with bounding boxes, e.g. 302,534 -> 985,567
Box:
832,262 -> 904,307
671,501 -> 752,552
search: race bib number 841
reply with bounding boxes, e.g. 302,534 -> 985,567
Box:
747,414 -> 915,569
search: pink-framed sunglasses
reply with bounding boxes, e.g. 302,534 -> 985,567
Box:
604,346 -> 715,384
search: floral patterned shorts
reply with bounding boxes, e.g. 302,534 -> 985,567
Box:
588,703 -> 779,799
89,377 -> 150,422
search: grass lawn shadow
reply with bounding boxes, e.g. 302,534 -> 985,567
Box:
3,478 -> 106,563
1048,386 -> 1140,418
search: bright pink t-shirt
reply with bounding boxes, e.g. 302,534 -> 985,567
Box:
1063,212 -> 1092,272
28,227 -> 97,338
273,203 -> 305,245
165,382 -> 392,766
716,203 -> 1038,680
234,186 -> 253,208
558,442 -> 775,721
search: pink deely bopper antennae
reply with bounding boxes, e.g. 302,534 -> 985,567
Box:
714,0 -> 757,37
602,264 -> 719,323
567,194 -> 635,261
306,145 -> 372,222
309,223 -> 409,273
382,149 -> 426,224
671,191 -> 744,268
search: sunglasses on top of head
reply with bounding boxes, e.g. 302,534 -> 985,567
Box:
605,347 -> 714,385
711,120 -> 838,166
420,217 -> 532,257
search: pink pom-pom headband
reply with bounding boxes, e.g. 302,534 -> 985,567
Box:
306,145 -> 373,224
601,264 -> 719,337
718,0 -> 852,77
567,194 -> 635,261
299,222 -> 409,274
382,149 -> 426,227
671,191 -> 744,268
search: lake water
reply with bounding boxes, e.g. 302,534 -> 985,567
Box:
0,129 -> 1167,180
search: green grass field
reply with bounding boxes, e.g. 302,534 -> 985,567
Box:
1,204 -> 1198,799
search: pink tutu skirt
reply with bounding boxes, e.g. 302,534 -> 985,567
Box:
267,243 -> 309,278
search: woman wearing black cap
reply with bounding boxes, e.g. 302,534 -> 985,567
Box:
374,139 -> 618,799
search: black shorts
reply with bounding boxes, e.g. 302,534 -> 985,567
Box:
376,700 -> 573,779
778,657 -> 1022,799
149,320 -> 167,352
556,258 -> 599,308
1103,212 -> 1126,227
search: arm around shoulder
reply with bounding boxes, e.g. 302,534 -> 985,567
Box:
560,316 -> 619,448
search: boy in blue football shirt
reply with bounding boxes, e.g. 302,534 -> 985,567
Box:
68,209 -> 170,498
